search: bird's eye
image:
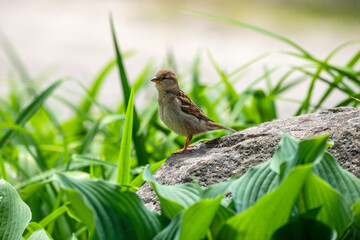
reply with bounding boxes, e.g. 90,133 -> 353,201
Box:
162,76 -> 166,80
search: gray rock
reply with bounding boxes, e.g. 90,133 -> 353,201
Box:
137,107 -> 360,211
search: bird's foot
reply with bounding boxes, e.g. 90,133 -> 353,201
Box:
174,147 -> 195,154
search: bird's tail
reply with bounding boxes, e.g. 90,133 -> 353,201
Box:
209,122 -> 236,132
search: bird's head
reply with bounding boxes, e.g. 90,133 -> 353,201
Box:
151,69 -> 179,92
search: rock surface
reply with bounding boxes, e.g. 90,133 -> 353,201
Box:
137,107 -> 360,211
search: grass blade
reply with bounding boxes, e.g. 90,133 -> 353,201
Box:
0,78 -> 68,149
110,14 -> 148,166
181,9 -> 312,57
116,89 -> 134,185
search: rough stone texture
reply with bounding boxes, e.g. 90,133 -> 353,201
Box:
137,107 -> 360,211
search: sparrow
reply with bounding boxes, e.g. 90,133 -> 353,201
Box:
151,69 -> 236,154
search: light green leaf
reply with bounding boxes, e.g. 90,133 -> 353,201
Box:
116,88 -> 134,185
28,229 -> 52,240
179,196 -> 222,240
154,197 -> 223,240
0,179 -> 32,239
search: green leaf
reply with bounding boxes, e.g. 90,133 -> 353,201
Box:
63,189 -> 95,237
270,132 -> 328,183
218,165 -> 313,240
116,88 -> 134,185
71,154 -> 118,168
28,229 -> 52,240
179,196 -> 222,240
154,197 -> 223,240
154,212 -> 182,240
230,161 -> 276,213
341,200 -> 360,240
54,173 -> 162,240
272,213 -> 337,240
210,205 -> 235,237
312,152 -> 360,206
19,181 -> 48,201
0,179 -> 32,239
143,165 -> 201,219
298,173 -> 353,237
0,78 -> 68,149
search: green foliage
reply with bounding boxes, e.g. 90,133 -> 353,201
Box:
0,179 -> 31,239
0,10 -> 359,240
116,89 -> 134,185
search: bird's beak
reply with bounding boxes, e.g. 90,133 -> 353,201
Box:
151,76 -> 159,83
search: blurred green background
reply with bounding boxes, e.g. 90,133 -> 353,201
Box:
1,0 -> 359,119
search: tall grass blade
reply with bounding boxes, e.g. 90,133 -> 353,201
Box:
315,50 -> 360,109
116,89 -> 134,185
0,154 -> 8,181
181,9 -> 312,57
110,14 -> 148,166
0,78 -> 68,149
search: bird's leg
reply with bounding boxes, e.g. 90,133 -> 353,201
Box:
175,136 -> 193,154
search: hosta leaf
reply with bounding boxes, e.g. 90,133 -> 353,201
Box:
231,132 -> 359,214
218,165 -> 313,240
179,196 -> 222,240
0,179 -> 32,239
143,165 -> 200,219
272,214 -> 337,240
298,173 -> 353,237
230,161 -> 277,213
54,173 -> 162,240
270,131 -> 328,183
312,152 -> 360,205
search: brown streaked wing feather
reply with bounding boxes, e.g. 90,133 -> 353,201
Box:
178,90 -> 212,121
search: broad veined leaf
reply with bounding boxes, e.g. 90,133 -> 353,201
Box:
54,173 -> 162,240
218,165 -> 313,240
297,172 -> 353,237
0,179 -> 32,239
230,161 -> 277,213
312,152 -> 360,205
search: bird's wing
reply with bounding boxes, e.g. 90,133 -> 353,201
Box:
178,90 -> 212,121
